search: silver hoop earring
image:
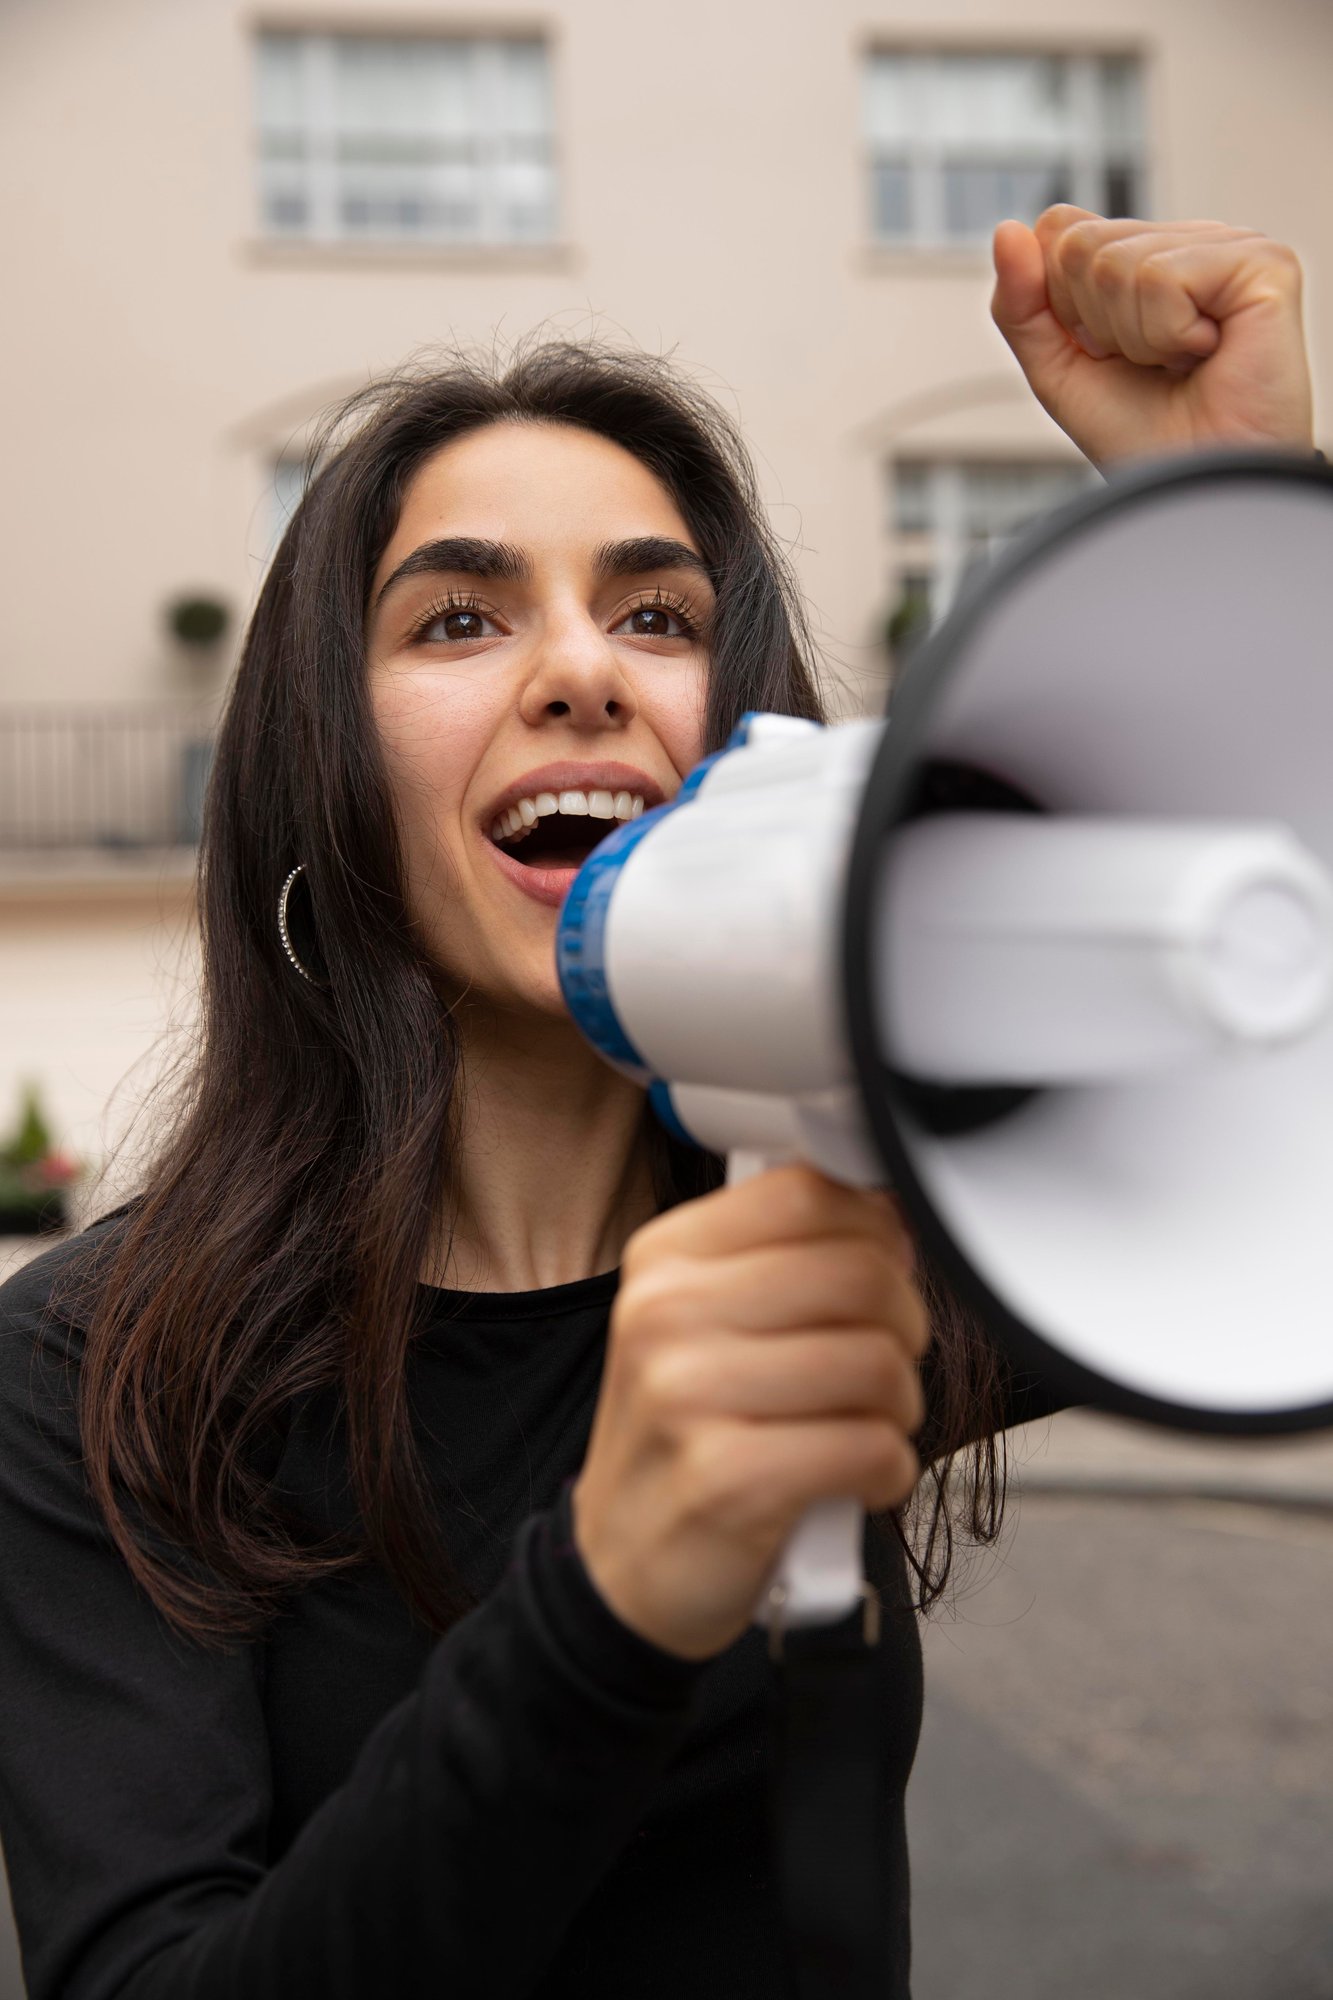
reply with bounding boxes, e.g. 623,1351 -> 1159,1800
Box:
278,864 -> 324,987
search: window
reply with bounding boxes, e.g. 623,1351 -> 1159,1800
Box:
272,454 -> 307,530
255,33 -> 556,245
888,458 -> 1095,643
269,454 -> 309,552
864,52 -> 1145,248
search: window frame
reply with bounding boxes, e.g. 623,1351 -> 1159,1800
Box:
862,46 -> 1149,252
888,455 -> 1097,628
253,26 -> 560,249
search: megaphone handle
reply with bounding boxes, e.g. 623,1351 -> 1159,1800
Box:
726,1150 -> 870,1647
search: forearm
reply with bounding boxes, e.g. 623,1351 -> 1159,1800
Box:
65,1495 -> 702,2000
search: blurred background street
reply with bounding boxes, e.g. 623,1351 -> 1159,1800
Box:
4,0 -> 1333,1217
2,0 -> 1332,1993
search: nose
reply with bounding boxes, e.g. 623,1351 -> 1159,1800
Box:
517,603 -> 639,732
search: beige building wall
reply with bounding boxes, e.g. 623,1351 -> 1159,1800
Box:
1,0 -> 1331,1184
0,883 -> 199,1227
2,0 -> 1330,710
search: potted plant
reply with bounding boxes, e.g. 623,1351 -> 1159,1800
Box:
0,1084 -> 81,1236
883,578 -> 932,675
164,593 -> 230,844
166,592 -> 231,653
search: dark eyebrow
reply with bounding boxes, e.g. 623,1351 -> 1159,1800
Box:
373,537 -> 532,612
593,537 -> 713,586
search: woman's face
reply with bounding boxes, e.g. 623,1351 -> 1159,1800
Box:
366,421 -> 713,1016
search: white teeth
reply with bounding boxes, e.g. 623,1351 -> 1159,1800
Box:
490,786 -> 650,845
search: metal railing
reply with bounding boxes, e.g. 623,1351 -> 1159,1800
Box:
0,705 -> 214,852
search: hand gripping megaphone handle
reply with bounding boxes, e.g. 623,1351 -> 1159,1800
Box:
726,1150 -> 879,1656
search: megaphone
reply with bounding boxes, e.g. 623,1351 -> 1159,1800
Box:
557,449 -> 1333,1632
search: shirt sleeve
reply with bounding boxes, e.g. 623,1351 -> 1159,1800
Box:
0,1252 -> 704,2000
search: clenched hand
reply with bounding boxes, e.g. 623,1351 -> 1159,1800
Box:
992,206 -> 1315,467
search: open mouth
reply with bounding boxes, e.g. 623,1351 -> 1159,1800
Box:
487,788 -> 645,871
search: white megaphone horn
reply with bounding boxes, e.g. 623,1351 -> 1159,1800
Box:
556,449 -> 1333,1637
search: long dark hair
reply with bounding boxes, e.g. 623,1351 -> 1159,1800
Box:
63,341 -> 1004,1644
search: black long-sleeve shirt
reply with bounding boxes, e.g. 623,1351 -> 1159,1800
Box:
0,1214 -> 1051,1999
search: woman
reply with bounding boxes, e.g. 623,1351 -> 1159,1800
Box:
0,210 -> 1316,2000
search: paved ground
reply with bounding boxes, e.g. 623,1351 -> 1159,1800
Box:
909,1484 -> 1333,1999
1014,1404 -> 1333,1509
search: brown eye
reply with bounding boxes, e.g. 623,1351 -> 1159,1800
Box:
616,603 -> 691,639
421,607 -> 494,643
